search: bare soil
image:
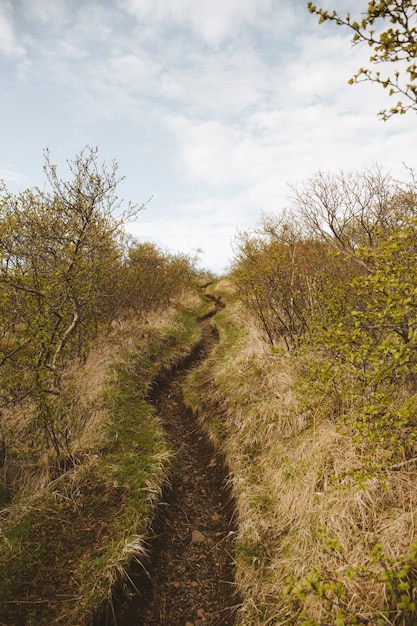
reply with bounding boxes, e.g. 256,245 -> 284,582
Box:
99,310 -> 240,626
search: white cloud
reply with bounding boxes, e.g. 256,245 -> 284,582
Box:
127,196 -> 245,273
21,0 -> 75,25
160,45 -> 271,117
166,117 -> 245,187
122,0 -> 276,45
107,53 -> 159,91
0,166 -> 30,187
162,71 -> 416,225
0,1 -> 25,57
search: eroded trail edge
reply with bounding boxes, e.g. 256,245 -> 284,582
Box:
102,310 -> 239,625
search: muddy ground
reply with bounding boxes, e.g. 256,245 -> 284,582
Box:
99,311 -> 240,626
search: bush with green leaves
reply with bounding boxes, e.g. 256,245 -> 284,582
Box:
232,167 -> 417,623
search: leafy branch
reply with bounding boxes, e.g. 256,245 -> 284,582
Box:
307,1 -> 417,119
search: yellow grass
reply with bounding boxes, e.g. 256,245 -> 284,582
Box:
0,294 -> 207,625
189,283 -> 417,625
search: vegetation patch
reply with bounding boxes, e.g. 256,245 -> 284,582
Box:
0,147 -> 214,625
0,295 -> 210,625
187,251 -> 417,625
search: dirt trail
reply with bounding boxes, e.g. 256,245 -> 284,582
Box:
100,309 -> 239,625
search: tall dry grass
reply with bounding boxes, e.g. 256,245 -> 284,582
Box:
0,292 -> 206,625
188,280 -> 417,625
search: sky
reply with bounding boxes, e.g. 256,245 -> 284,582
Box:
0,0 -> 416,274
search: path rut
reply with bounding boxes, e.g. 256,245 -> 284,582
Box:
100,311 -> 239,625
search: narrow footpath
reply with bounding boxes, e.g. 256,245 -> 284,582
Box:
101,310 -> 239,625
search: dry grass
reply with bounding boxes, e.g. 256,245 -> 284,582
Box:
1,298 -> 202,494
188,282 -> 417,625
0,294 -> 207,625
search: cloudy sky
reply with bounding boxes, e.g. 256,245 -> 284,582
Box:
1,0 -> 416,273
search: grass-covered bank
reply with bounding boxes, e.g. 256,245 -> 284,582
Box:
185,279 -> 417,625
0,293 -> 213,626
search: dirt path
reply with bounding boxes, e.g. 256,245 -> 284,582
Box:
101,311 -> 239,625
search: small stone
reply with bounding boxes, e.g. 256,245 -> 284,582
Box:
197,608 -> 205,618
190,580 -> 199,587
182,474 -> 191,484
186,622 -> 194,626
172,580 -> 181,589
191,530 -> 206,543
201,488 -> 207,495
208,457 -> 217,467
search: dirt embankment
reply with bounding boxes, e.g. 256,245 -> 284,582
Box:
98,308 -> 240,626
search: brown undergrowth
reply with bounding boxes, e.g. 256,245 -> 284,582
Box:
185,279 -> 417,625
0,292 -> 211,626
